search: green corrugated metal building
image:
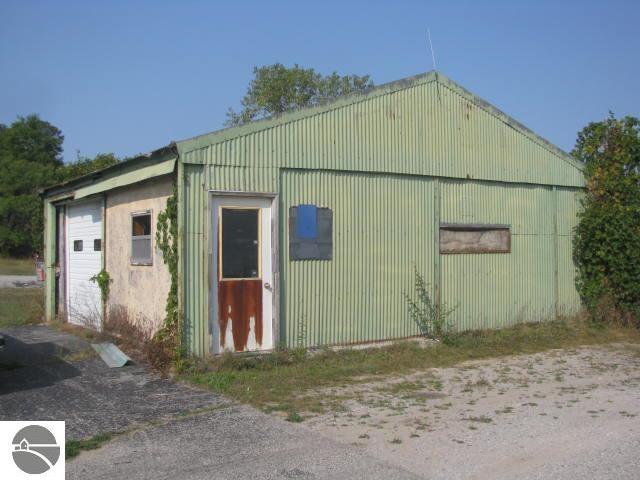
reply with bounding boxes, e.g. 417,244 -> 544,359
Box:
42,71 -> 585,356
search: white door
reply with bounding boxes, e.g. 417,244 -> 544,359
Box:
66,200 -> 103,328
211,196 -> 274,353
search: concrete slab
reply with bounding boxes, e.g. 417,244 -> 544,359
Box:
0,275 -> 39,288
1,325 -> 418,480
68,405 -> 420,480
0,325 -> 228,440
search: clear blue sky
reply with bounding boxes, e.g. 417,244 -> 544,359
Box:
1,1 -> 638,162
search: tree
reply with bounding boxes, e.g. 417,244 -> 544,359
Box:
225,63 -> 373,126
0,114 -> 120,257
0,115 -> 64,257
61,152 -> 119,181
572,114 -> 640,323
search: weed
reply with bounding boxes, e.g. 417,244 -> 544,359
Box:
404,267 -> 455,339
286,412 -> 303,423
66,433 -> 113,459
377,381 -> 425,395
464,415 -> 493,423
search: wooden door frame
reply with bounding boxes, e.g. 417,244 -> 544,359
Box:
207,191 -> 279,354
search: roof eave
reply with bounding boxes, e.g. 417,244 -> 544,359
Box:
41,143 -> 178,198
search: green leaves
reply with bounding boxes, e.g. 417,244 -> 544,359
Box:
0,115 -> 64,256
152,185 -> 182,368
225,63 -> 373,126
0,115 -> 121,256
404,267 -> 455,339
90,269 -> 112,306
573,115 -> 640,322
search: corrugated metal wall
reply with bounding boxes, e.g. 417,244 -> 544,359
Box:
556,187 -> 583,315
180,79 -> 583,188
182,164 -> 280,355
281,170 -> 436,347
178,74 -> 585,355
441,181 -> 556,330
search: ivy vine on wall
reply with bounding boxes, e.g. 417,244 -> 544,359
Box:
153,184 -> 181,366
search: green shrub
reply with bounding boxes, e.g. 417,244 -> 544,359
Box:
572,115 -> 640,324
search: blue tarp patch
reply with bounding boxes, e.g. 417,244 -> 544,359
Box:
296,204 -> 318,239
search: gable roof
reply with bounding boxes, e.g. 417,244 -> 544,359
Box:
177,70 -> 583,173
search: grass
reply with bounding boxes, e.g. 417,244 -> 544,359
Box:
0,288 -> 43,327
0,257 -> 34,275
464,415 -> 493,423
286,411 -> 303,423
182,319 -> 640,418
66,433 -> 113,459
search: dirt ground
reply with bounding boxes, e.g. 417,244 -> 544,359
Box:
301,343 -> 640,479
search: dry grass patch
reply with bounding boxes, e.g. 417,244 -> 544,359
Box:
0,288 -> 43,327
0,257 -> 34,275
182,319 -> 640,418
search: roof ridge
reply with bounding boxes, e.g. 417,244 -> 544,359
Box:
177,70 -> 583,174
177,71 -> 438,152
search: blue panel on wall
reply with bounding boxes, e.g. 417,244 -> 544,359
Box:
289,206 -> 333,261
296,204 -> 318,239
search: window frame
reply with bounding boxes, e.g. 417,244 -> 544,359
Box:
218,206 -> 262,281
130,210 -> 153,266
439,223 -> 511,254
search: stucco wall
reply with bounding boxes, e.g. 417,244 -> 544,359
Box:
106,176 -> 172,335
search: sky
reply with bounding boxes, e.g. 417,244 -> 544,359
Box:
1,0 -> 639,163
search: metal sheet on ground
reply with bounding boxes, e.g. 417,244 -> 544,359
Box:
91,343 -> 131,368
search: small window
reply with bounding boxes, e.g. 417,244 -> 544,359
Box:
93,239 -> 102,251
289,205 -> 333,260
440,223 -> 511,254
131,212 -> 152,265
220,208 -> 259,279
73,240 -> 83,252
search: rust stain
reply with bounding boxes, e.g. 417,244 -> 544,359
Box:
218,280 -> 262,351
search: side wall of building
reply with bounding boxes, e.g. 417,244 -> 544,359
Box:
440,180 -> 582,331
178,77 -> 585,355
105,177 -> 173,335
180,162 -> 582,354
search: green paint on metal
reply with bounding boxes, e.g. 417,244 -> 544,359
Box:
43,199 -> 56,322
37,71 -> 586,356
281,170 -> 436,347
176,77 -> 583,189
75,158 -> 176,199
42,145 -> 177,198
176,72 -> 587,355
177,71 -> 580,173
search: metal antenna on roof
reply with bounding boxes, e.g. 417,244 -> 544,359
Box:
427,28 -> 437,71
427,28 -> 442,105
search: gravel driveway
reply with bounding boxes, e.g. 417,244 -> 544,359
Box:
303,343 -> 640,480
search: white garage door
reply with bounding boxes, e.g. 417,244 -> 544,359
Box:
66,200 -> 103,328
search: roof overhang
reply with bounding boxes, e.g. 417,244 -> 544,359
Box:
42,144 -> 177,201
75,156 -> 175,199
